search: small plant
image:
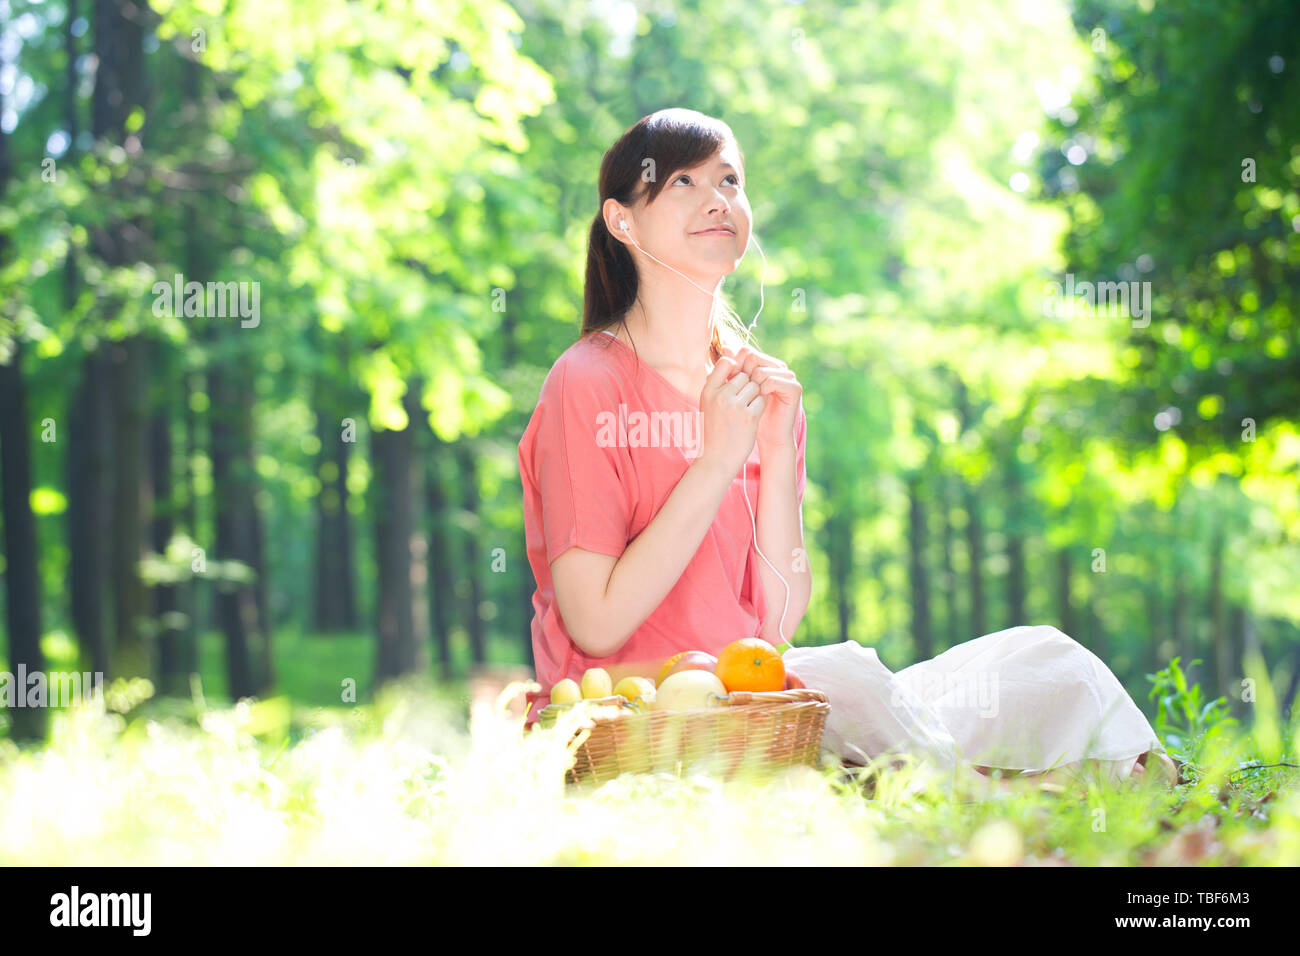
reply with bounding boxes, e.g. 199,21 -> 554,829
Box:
1146,656 -> 1236,767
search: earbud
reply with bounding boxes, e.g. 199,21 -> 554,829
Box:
619,219 -> 628,231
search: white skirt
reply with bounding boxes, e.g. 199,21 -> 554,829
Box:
783,625 -> 1166,787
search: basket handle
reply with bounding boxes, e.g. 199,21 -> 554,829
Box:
723,688 -> 829,707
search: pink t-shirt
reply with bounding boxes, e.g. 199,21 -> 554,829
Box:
517,329 -> 807,726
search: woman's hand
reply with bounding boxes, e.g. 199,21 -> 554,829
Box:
696,352 -> 766,480
722,346 -> 801,453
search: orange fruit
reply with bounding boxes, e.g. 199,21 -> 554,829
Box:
716,638 -> 785,692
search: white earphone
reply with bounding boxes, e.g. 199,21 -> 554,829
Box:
614,211 -> 797,651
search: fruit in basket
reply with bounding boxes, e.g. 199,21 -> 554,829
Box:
580,667 -> 613,699
784,668 -> 806,690
550,678 -> 582,704
613,676 -> 656,708
715,638 -> 785,692
654,670 -> 728,711
657,652 -> 687,685
657,650 -> 718,686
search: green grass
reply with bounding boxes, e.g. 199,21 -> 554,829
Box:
1,635 -> 1297,865
195,628 -> 379,708
2,625 -> 522,716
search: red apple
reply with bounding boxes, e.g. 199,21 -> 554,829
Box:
664,651 -> 718,683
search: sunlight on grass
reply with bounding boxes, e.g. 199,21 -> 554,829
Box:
0,677 -> 1296,865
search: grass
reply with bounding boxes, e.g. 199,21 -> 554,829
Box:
0,635 -> 1297,865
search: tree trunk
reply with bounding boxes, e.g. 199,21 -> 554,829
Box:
938,471 -> 958,649
456,440 -> 487,667
963,481 -> 986,638
0,79 -> 44,738
313,375 -> 359,633
150,340 -> 190,696
95,0 -> 150,679
183,367 -> 206,640
337,421 -> 359,630
373,387 -> 417,684
108,336 -> 149,678
426,433 -> 455,678
820,470 -> 854,646
68,0 -> 147,680
68,351 -> 112,676
60,0 -> 109,681
209,358 -> 263,700
832,519 -> 853,646
250,470 -> 273,685
1085,583 -> 1109,659
1057,549 -> 1075,640
907,471 -> 932,661
313,389 -> 343,632
0,347 -> 48,741
952,377 -> 985,639
1004,457 -> 1026,629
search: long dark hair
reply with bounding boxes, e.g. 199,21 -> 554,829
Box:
582,108 -> 752,366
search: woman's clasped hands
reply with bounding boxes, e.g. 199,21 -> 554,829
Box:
696,344 -> 802,478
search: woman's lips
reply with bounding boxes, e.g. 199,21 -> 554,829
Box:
692,228 -> 735,236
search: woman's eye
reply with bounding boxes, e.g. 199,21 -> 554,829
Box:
675,174 -> 741,186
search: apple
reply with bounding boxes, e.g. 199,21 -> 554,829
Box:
664,651 -> 718,682
654,670 -> 727,711
784,668 -> 806,690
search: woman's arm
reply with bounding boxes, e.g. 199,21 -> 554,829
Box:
550,453 -> 736,658
753,442 -> 811,647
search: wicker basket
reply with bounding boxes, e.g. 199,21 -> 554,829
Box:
537,688 -> 830,786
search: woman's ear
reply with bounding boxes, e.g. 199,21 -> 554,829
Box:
602,198 -> 631,243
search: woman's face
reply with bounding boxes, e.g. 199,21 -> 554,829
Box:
609,141 -> 751,285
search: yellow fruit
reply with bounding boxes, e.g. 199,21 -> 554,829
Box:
654,670 -> 727,711
581,667 -> 613,699
613,676 -> 656,705
550,678 -> 581,704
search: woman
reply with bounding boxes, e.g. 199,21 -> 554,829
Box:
517,108 -> 1177,790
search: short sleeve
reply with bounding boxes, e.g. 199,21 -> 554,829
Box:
529,360 -> 632,564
